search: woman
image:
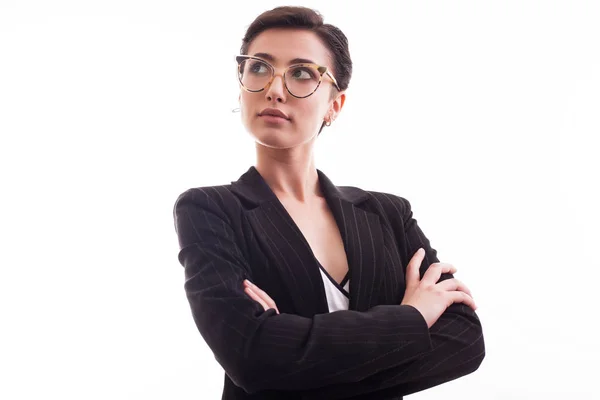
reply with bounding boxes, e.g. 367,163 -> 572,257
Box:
173,6 -> 485,400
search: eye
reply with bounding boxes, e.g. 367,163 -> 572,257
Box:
289,66 -> 317,80
248,61 -> 270,75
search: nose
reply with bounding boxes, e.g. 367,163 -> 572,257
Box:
264,74 -> 286,103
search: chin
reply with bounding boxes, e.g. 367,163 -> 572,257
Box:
247,129 -> 299,150
254,134 -> 296,149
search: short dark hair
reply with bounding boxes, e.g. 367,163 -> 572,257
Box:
240,6 -> 352,134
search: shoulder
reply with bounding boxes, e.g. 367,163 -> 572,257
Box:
328,183 -> 417,230
174,184 -> 233,205
172,184 -> 247,250
173,184 -> 238,223
365,190 -> 412,213
339,186 -> 414,221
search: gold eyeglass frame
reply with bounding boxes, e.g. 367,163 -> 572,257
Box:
236,55 -> 341,99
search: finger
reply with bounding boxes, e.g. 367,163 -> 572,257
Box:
244,286 -> 260,304
244,282 -> 280,314
448,290 -> 477,311
406,248 -> 426,285
245,287 -> 270,311
422,263 -> 457,285
246,282 -> 277,306
437,278 -> 472,298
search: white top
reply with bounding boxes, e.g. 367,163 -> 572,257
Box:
317,262 -> 350,312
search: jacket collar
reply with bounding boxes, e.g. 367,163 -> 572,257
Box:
230,166 -> 369,207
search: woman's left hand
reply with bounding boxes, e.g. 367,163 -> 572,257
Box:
243,279 -> 280,314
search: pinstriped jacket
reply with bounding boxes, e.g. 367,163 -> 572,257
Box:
173,166 -> 485,400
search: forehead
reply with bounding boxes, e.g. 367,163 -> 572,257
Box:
247,28 -> 332,67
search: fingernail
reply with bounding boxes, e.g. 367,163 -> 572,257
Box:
419,248 -> 425,254
244,279 -> 253,286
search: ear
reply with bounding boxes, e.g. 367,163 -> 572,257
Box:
329,92 -> 346,122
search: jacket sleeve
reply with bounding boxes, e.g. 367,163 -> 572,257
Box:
301,194 -> 486,399
173,187 -> 435,394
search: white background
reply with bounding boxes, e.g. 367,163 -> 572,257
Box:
1,1 -> 598,399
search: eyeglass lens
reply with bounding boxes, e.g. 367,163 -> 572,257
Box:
239,59 -> 321,98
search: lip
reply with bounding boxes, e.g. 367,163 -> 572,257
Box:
258,108 -> 290,120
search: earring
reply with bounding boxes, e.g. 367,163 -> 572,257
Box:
325,119 -> 332,126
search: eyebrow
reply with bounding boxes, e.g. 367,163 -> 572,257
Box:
252,52 -> 317,65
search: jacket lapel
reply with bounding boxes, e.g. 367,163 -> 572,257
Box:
231,166 -> 385,315
230,167 -> 328,316
316,170 -> 386,312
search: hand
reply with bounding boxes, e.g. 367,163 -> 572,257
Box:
401,248 -> 477,328
243,280 -> 280,314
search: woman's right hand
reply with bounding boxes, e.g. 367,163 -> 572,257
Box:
400,248 -> 477,328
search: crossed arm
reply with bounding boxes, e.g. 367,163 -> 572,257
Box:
174,188 -> 485,398
243,253 -> 484,399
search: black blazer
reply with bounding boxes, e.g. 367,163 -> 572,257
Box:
173,166 -> 485,400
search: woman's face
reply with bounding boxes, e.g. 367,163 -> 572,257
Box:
239,28 -> 345,149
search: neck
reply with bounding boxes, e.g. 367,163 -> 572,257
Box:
254,141 -> 322,204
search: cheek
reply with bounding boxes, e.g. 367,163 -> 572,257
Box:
295,100 -> 325,123
240,92 -> 251,110
239,93 -> 254,123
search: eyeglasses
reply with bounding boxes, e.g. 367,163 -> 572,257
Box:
236,55 -> 340,99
